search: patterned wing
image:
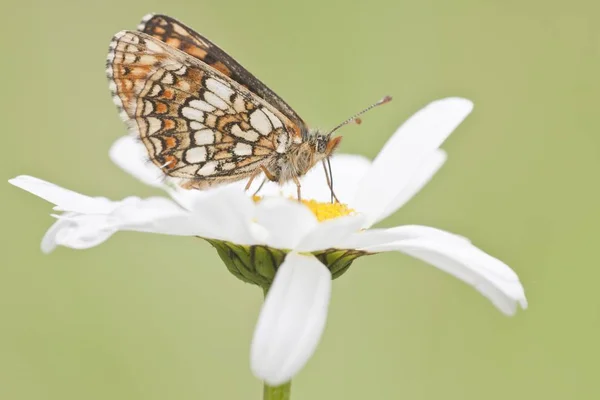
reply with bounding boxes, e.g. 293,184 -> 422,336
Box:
106,31 -> 299,189
138,13 -> 306,140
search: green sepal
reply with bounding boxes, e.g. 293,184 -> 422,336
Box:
313,249 -> 366,279
205,239 -> 369,289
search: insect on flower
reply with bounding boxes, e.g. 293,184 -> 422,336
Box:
107,14 -> 391,200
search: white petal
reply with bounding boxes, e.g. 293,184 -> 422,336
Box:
165,186 -> 211,211
143,185 -> 259,244
109,135 -> 166,188
185,185 -> 257,244
106,196 -> 187,237
339,224 -> 470,250
251,253 -> 331,385
45,197 -> 183,250
51,214 -> 119,250
362,226 -> 527,315
10,174 -> 190,250
254,198 -> 318,249
295,214 -> 366,252
376,149 -> 447,224
41,213 -> 77,253
256,154 -> 372,204
10,174 -> 260,248
9,175 -> 114,214
354,98 -> 473,226
326,154 -> 372,207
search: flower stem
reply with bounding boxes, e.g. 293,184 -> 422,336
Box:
263,382 -> 291,400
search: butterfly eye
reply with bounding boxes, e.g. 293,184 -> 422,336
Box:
315,136 -> 328,153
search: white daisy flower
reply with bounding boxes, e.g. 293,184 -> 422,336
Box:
8,97 -> 527,387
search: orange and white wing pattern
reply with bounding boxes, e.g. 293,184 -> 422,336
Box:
106,31 -> 301,189
137,13 -> 306,138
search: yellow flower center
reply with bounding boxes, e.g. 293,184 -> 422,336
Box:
301,199 -> 355,222
253,196 -> 355,222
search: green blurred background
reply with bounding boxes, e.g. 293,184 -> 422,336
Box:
2,0 -> 598,399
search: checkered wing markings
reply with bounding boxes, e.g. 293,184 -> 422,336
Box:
138,13 -> 306,138
107,31 -> 295,184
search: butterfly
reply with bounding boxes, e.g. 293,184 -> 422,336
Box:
106,13 -> 390,200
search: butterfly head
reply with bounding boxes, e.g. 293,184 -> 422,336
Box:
309,131 -> 343,158
291,131 -> 341,177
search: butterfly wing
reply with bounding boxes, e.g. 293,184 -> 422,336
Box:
138,13 -> 306,140
107,31 -> 298,189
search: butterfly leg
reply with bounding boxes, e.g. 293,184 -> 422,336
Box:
292,176 -> 302,201
246,166 -> 277,196
244,169 -> 261,191
260,165 -> 278,182
253,178 -> 268,197
245,165 -> 276,192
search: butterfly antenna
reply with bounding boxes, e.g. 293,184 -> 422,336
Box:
327,95 -> 392,137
